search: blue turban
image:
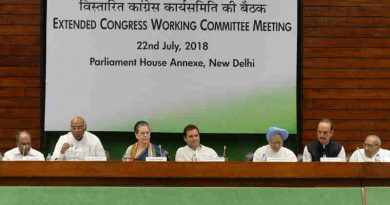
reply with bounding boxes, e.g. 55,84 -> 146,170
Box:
266,127 -> 288,141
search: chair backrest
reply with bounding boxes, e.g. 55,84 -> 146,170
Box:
297,154 -> 303,162
162,150 -> 170,161
245,152 -> 254,161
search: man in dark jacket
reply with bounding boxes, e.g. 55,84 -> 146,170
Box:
302,118 -> 346,162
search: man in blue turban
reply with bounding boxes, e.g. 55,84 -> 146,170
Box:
253,126 -> 297,162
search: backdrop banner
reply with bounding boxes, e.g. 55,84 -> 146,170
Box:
45,0 -> 298,133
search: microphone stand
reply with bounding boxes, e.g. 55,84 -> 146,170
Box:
356,147 -> 366,162
223,145 -> 227,161
159,144 -> 163,157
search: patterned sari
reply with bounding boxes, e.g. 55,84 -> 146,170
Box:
126,142 -> 162,161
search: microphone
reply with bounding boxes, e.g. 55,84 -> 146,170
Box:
73,144 -> 78,161
223,145 -> 227,160
159,144 -> 163,157
22,145 -> 26,156
356,147 -> 365,162
194,148 -> 198,162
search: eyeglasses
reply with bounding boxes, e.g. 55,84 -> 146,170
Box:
270,141 -> 282,146
363,143 -> 378,149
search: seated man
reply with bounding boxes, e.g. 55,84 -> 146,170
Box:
175,124 -> 218,161
3,131 -> 44,161
253,127 -> 297,162
303,118 -> 346,162
349,135 -> 390,162
123,121 -> 165,161
51,116 -> 106,161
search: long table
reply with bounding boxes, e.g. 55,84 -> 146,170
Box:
1,162 -> 389,186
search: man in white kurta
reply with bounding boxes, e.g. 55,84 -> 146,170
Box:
176,145 -> 218,161
253,145 -> 297,162
175,124 -> 218,161
253,127 -> 297,162
350,148 -> 390,162
3,147 -> 44,161
51,117 -> 106,161
2,131 -> 44,161
349,135 -> 390,162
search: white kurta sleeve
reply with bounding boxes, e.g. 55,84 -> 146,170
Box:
2,152 -> 12,161
93,138 -> 106,158
287,150 -> 298,162
349,150 -> 359,162
338,146 -> 347,162
253,148 -> 264,162
175,147 -> 186,161
51,135 -> 66,161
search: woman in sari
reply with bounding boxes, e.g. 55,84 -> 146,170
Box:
123,121 -> 164,161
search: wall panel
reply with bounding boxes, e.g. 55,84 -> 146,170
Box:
0,0 -> 42,153
302,0 -> 390,154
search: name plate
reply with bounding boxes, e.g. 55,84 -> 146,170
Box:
320,157 -> 342,162
146,157 -> 167,162
266,157 -> 290,162
196,157 -> 225,162
21,156 -> 40,161
85,156 -> 107,161
382,158 -> 390,162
